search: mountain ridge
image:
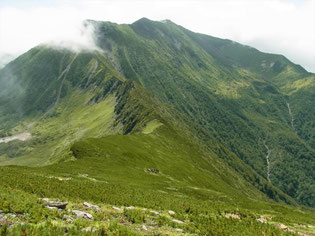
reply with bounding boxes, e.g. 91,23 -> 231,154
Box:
0,17 -> 314,211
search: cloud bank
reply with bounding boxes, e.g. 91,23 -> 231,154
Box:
0,0 -> 314,71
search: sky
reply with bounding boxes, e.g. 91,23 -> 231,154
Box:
0,0 -> 314,72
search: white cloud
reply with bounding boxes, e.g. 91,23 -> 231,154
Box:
0,0 -> 314,71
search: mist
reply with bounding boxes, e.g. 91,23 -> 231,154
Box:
0,0 -> 314,71
0,6 -> 100,68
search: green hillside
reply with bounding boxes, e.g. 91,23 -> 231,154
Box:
0,18 -> 314,234
89,18 -> 315,207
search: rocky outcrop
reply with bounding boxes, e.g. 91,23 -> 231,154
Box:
72,210 -> 93,220
83,202 -> 100,212
48,202 -> 68,209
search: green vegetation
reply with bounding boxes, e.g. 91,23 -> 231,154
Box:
0,126 -> 314,234
0,17 -> 314,234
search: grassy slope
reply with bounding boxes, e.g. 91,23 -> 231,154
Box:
86,18 -> 315,207
0,19 -> 314,234
1,124 -> 315,235
0,46 -> 125,165
1,46 -> 313,233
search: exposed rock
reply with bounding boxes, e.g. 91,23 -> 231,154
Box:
46,206 -> 58,210
172,219 -> 184,224
42,198 -> 50,202
150,210 -> 160,215
126,206 -> 135,210
175,228 -> 183,232
47,176 -> 72,181
277,223 -> 288,230
83,202 -> 100,212
112,206 -> 123,211
0,214 -> 9,226
224,213 -> 240,219
147,168 -> 159,174
168,210 -> 175,215
257,216 -> 267,223
48,201 -> 68,209
142,225 -> 148,231
72,210 -> 93,220
0,214 -> 7,222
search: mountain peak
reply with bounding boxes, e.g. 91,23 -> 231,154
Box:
132,17 -> 152,24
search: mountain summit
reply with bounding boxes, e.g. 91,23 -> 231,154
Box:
0,18 -> 314,234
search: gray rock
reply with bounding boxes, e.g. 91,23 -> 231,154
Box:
72,210 -> 93,220
277,223 -> 288,230
48,202 -> 68,209
150,210 -> 160,215
112,206 -> 122,211
172,219 -> 184,224
142,224 -> 148,231
83,202 -> 100,212
257,216 -> 267,223
168,210 -> 175,215
46,206 -> 58,210
0,214 -> 7,224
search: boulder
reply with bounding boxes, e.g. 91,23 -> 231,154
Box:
83,202 -> 100,212
46,206 -> 58,211
224,213 -> 240,219
168,210 -> 175,215
48,201 -> 68,209
172,219 -> 184,224
257,216 -> 267,223
277,223 -> 288,230
42,198 -> 50,202
150,210 -> 160,215
0,214 -> 7,222
112,206 -> 123,211
72,210 -> 93,220
147,168 -> 159,173
0,214 -> 8,225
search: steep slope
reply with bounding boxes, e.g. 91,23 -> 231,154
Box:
0,18 -> 314,209
0,75 -> 314,234
86,18 -> 314,207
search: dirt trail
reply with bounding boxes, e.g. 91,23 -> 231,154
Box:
263,141 -> 271,183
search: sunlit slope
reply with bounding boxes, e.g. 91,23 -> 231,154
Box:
87,18 -> 315,206
2,119 -> 314,234
0,18 -> 314,207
